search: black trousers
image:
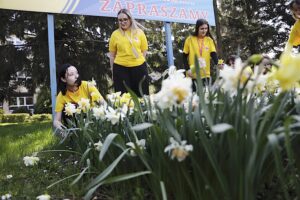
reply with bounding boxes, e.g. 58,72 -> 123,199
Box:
192,77 -> 211,92
113,62 -> 149,97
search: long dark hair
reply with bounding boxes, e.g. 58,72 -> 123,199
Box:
192,18 -> 216,46
192,19 -> 211,37
290,0 -> 300,19
57,63 -> 81,95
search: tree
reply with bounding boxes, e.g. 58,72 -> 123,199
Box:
217,0 -> 294,60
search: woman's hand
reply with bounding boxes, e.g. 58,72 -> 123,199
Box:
53,112 -> 63,130
186,69 -> 194,78
53,119 -> 63,130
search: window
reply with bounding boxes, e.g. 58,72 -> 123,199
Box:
26,97 -> 33,105
9,97 -> 17,106
19,98 -> 25,106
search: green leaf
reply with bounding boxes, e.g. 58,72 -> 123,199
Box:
83,182 -> 101,200
268,133 -> 290,199
80,148 -> 91,165
160,181 -> 167,200
84,171 -> 151,200
99,133 -> 118,161
47,174 -> 80,189
71,167 -> 89,186
87,148 -> 130,189
101,171 -> 151,184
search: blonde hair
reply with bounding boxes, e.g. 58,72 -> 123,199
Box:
117,8 -> 146,34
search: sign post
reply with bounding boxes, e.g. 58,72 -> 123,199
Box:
164,22 -> 174,67
47,14 -> 57,119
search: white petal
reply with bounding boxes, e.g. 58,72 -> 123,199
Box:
211,123 -> 233,133
131,123 -> 153,132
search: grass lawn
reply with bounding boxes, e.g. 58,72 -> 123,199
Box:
0,121 -> 85,199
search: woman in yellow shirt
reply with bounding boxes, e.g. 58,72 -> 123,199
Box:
109,9 -> 149,97
53,63 -> 103,130
183,19 -> 219,91
287,0 -> 300,50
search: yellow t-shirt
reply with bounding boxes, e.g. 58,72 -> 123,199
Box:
55,81 -> 103,112
109,29 -> 148,67
287,20 -> 300,47
183,35 -> 216,78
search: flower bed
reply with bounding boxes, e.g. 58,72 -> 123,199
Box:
24,52 -> 300,199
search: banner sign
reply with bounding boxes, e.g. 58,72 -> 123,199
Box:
0,0 -> 215,25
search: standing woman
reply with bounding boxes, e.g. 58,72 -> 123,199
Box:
109,8 -> 149,97
286,0 -> 300,50
183,19 -> 219,90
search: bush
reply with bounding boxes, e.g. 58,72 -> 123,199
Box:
0,114 -> 51,123
0,109 -> 3,122
1,114 -> 30,123
29,114 -> 52,122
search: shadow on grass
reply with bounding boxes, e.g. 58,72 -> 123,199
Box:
0,121 -> 57,168
0,122 -> 85,199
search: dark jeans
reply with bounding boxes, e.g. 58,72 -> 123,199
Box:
192,77 -> 211,92
113,62 -> 149,97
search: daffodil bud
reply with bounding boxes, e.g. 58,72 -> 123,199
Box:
248,54 -> 263,64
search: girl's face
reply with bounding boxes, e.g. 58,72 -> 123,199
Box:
292,3 -> 300,19
63,66 -> 79,86
118,13 -> 131,31
198,24 -> 208,38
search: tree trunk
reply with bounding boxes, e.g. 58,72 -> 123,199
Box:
213,0 -> 223,58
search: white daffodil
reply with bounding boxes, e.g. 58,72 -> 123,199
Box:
92,106 -> 106,120
36,194 -> 51,200
168,65 -> 186,79
164,137 -> 193,162
64,102 -> 77,116
126,139 -> 146,156
23,156 -> 40,166
144,109 -> 158,121
106,92 -> 122,104
154,67 -> 192,109
295,88 -> 300,104
94,140 -> 103,151
6,175 -> 13,179
219,58 -> 253,96
77,98 -> 90,113
120,104 -> 133,116
87,78 -> 97,87
246,66 -> 268,94
105,107 -> 124,125
1,194 -> 12,200
183,93 -> 200,112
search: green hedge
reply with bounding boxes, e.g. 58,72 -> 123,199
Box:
0,109 -> 3,122
29,114 -> 52,122
0,114 -> 52,123
1,114 -> 30,123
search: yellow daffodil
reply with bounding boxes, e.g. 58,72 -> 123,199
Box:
274,52 -> 300,91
